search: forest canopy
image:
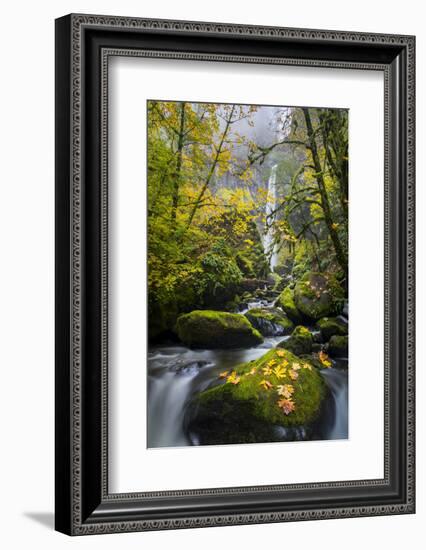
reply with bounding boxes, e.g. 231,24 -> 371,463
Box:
147,100 -> 348,339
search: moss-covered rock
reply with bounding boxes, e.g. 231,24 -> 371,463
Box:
275,286 -> 304,324
316,316 -> 348,341
294,272 -> 345,321
245,308 -> 294,337
176,310 -> 263,349
185,348 -> 326,445
278,325 -> 313,355
328,335 -> 348,357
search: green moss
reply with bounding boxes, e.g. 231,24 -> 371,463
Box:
278,325 -> 313,355
316,317 -> 348,341
294,272 -> 345,321
276,286 -> 304,324
176,310 -> 263,349
245,308 -> 294,336
189,347 -> 326,442
328,335 -> 348,357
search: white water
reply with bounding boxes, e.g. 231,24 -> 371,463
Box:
147,338 -> 283,448
147,338 -> 348,447
320,368 -> 349,439
263,164 -> 279,270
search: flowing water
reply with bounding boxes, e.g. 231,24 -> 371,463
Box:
263,164 -> 279,270
147,328 -> 349,448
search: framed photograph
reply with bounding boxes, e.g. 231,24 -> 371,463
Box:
55,14 -> 415,535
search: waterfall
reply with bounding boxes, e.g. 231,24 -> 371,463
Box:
264,164 -> 278,270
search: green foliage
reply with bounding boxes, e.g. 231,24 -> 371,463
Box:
147,102 -> 349,338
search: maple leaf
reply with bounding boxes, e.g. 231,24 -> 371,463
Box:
277,384 -> 295,399
259,379 -> 273,390
227,371 -> 241,385
289,369 -> 299,380
266,359 -> 277,368
273,365 -> 286,379
318,351 -> 332,368
219,371 -> 229,379
262,366 -> 273,376
302,362 -> 312,371
277,398 -> 296,415
249,367 -> 257,375
292,362 -> 302,370
276,350 -> 286,357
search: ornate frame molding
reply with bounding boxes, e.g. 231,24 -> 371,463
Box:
55,14 -> 415,535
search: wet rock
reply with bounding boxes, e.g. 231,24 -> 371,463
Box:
316,316 -> 348,341
278,325 -> 313,355
327,335 -> 348,357
245,308 -> 294,337
176,310 -> 263,349
293,272 -> 345,321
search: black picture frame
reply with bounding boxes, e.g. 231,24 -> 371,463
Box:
55,13 -> 415,535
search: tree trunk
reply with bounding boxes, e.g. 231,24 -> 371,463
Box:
171,102 -> 186,224
302,108 -> 348,278
186,105 -> 235,228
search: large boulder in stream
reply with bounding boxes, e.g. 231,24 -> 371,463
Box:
245,308 -> 294,337
293,272 -> 345,321
176,310 -> 263,349
278,325 -> 313,355
185,348 -> 326,445
275,286 -> 304,324
316,316 -> 348,341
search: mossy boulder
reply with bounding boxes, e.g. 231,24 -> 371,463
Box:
328,335 -> 348,357
176,310 -> 263,349
185,348 -> 326,445
245,308 -> 294,337
278,325 -> 313,355
316,316 -> 348,341
275,286 -> 304,324
294,272 -> 345,321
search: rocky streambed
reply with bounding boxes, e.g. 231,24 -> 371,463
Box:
147,271 -> 348,448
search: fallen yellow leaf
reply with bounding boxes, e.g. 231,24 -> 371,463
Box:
289,369 -> 299,380
259,379 -> 273,390
277,384 -> 295,399
277,398 -> 296,415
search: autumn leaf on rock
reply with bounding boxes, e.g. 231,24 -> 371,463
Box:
273,365 -> 286,379
302,362 -> 312,371
318,351 -> 332,368
262,366 -> 273,376
276,350 -> 286,357
219,371 -> 229,379
289,369 -> 299,380
227,371 -> 241,385
277,384 -> 295,399
266,359 -> 277,368
259,379 -> 273,390
292,362 -> 302,370
277,398 -> 296,415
